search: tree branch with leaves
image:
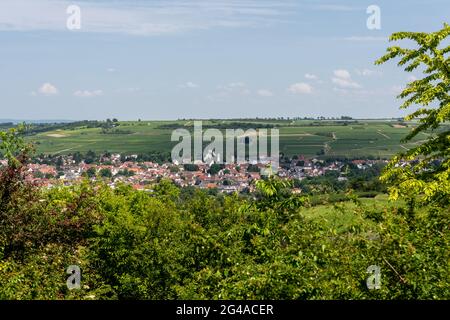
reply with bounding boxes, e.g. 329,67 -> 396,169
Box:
376,23 -> 450,207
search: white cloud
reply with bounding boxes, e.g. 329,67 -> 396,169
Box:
332,78 -> 361,89
73,89 -> 104,97
37,82 -> 58,96
333,86 -> 400,97
117,87 -> 141,93
355,69 -> 381,77
107,68 -> 116,73
342,36 -> 388,42
333,87 -> 349,95
333,69 -> 351,80
0,0 -> 292,36
391,85 -> 404,95
313,4 -> 358,12
408,75 -> 418,82
288,82 -> 313,94
305,73 -> 318,80
226,82 -> 246,88
217,82 -> 250,96
332,69 -> 361,89
257,89 -> 274,97
179,81 -> 199,89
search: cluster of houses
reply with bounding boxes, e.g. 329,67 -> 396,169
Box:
7,154 -> 387,193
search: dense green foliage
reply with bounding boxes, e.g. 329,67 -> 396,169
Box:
0,171 -> 448,299
376,24 -> 450,206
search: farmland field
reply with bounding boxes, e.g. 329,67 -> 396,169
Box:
25,119 -> 445,158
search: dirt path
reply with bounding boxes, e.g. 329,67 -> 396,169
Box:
377,130 -> 391,139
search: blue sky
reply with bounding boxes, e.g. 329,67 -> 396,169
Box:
0,0 -> 448,120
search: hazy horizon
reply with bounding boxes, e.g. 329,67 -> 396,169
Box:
1,116 -> 407,124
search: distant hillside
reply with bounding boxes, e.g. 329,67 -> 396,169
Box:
22,119 -> 444,159
0,119 -> 73,125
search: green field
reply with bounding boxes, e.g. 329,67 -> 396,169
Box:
26,119 -> 441,158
